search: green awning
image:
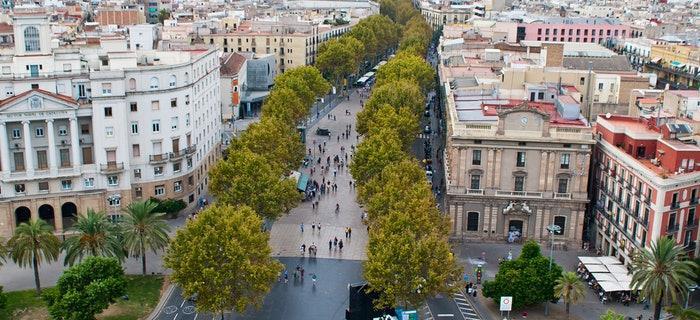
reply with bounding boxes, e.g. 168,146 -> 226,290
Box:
297,173 -> 309,192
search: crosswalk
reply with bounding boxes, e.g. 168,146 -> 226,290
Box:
421,304 -> 434,320
452,291 -> 481,320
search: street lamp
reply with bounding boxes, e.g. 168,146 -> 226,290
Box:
686,285 -> 698,309
544,224 -> 561,316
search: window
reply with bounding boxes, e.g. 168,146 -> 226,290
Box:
171,117 -> 178,130
173,162 -> 181,172
58,126 -> 67,136
128,78 -> 136,90
24,26 -> 41,52
107,175 -> 118,186
598,83 -> 604,90
470,175 -> 481,190
472,150 -> 482,165
38,181 -> 49,192
104,107 -> 112,117
36,150 -> 47,169
84,177 -> 95,188
514,176 -> 525,191
82,147 -> 93,164
154,166 -> 163,176
169,75 -> 177,87
557,178 -> 569,193
130,102 -> 138,112
560,153 -> 570,169
81,124 -> 90,134
187,157 -> 193,169
135,187 -> 143,198
580,77 -> 585,85
170,98 -> 177,108
152,120 -> 160,133
59,149 -> 70,167
155,185 -> 165,196
15,184 -> 26,193
185,113 -> 191,126
12,128 -> 21,139
61,180 -> 72,190
188,175 -> 194,185
131,122 -> 139,134
108,196 -> 120,207
553,216 -> 566,234
516,151 -> 526,167
151,100 -> 160,110
105,127 -> 114,137
174,181 -> 182,192
101,83 -> 112,94
467,212 -> 479,231
132,144 -> 140,157
149,77 -> 159,89
35,127 -> 44,137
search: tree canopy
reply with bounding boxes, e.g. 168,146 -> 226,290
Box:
349,128 -> 408,185
164,205 -> 282,315
316,37 -> 364,84
209,147 -> 300,221
120,200 -> 170,275
232,116 -> 305,173
375,52 -> 435,94
482,240 -> 564,309
380,0 -> 419,25
261,87 -> 308,125
44,256 -> 127,320
273,66 -> 330,107
356,80 -> 424,135
62,209 -> 123,266
362,104 -> 420,150
8,219 -> 61,293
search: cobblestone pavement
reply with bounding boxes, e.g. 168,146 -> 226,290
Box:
270,89 -> 369,261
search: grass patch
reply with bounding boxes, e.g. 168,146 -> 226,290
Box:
0,275 -> 164,320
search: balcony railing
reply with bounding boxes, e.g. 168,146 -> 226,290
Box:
686,219 -> 698,229
671,202 -> 680,209
149,153 -> 168,164
465,188 -> 484,195
495,190 -> 543,198
684,241 -> 697,252
554,193 -> 572,199
100,162 -> 124,173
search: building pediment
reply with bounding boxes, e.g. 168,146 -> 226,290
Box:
0,89 -> 78,116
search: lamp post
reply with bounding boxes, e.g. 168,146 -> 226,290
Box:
544,224 -> 561,316
686,285 -> 698,309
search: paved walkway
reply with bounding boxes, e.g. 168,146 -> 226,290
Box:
270,89 -> 368,261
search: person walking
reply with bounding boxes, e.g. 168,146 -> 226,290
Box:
339,239 -> 344,251
284,269 -> 289,283
328,240 -> 332,251
312,223 -> 316,232
300,223 -> 304,233
348,227 -> 352,238
345,228 -> 349,238
333,237 -> 338,248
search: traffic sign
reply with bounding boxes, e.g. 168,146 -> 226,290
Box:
500,296 -> 513,311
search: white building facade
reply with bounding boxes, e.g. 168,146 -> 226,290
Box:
0,8 -> 222,237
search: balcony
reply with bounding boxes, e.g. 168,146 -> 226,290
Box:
554,193 -> 572,199
690,198 -> 698,205
684,241 -> 697,252
495,190 -> 543,198
465,189 -> 484,195
667,223 -> 680,233
686,219 -> 698,230
100,162 -> 124,173
149,153 -> 168,164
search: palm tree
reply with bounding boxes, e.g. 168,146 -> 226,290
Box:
631,237 -> 698,320
7,220 -> 61,294
665,304 -> 700,320
554,271 -> 586,317
600,309 -> 624,320
62,209 -> 123,266
0,237 -> 7,266
121,200 -> 170,275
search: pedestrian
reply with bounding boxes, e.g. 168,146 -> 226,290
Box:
300,223 -> 304,233
300,244 -> 306,255
337,136 -> 340,142
348,227 -> 352,238
349,180 -> 352,188
312,223 -> 316,232
333,169 -> 337,177
328,240 -> 332,250
345,228 -> 349,238
284,269 -> 289,283
339,239 -> 344,251
301,267 -> 305,279
333,237 -> 338,248
345,153 -> 348,161
312,202 -> 315,210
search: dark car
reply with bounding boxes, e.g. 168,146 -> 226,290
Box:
424,110 -> 430,117
316,128 -> 331,136
423,125 -> 431,134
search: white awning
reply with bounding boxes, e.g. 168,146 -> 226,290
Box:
612,273 -> 633,282
618,281 -> 632,291
591,273 -> 616,282
578,256 -> 602,264
597,256 -> 622,265
585,265 -> 609,273
598,281 -> 624,292
607,264 -> 629,274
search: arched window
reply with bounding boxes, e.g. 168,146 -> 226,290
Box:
149,77 -> 159,89
24,26 -> 41,52
169,75 -> 177,87
128,78 -> 136,90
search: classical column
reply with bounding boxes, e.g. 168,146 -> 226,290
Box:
461,147 -> 469,187
538,151 -> 548,190
547,151 -> 557,191
46,119 -> 57,173
484,149 -> 494,188
535,207 -> 544,239
490,205 -> 499,238
454,147 -> 462,187
69,118 -> 81,169
22,120 -> 34,175
493,149 -> 503,189
0,122 -> 10,176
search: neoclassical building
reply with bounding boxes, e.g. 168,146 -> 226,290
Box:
443,86 -> 594,247
0,8 -> 222,237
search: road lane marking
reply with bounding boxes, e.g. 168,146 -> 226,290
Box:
437,314 -> 454,317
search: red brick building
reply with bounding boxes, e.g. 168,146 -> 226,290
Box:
592,114 -> 700,265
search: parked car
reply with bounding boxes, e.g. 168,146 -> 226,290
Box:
423,125 -> 431,134
316,128 -> 331,136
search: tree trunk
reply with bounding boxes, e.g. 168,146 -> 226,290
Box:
141,241 -> 147,275
653,293 -> 664,320
33,255 -> 41,294
566,302 -> 570,317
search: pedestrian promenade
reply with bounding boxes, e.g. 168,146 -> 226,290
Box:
270,89 -> 369,261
